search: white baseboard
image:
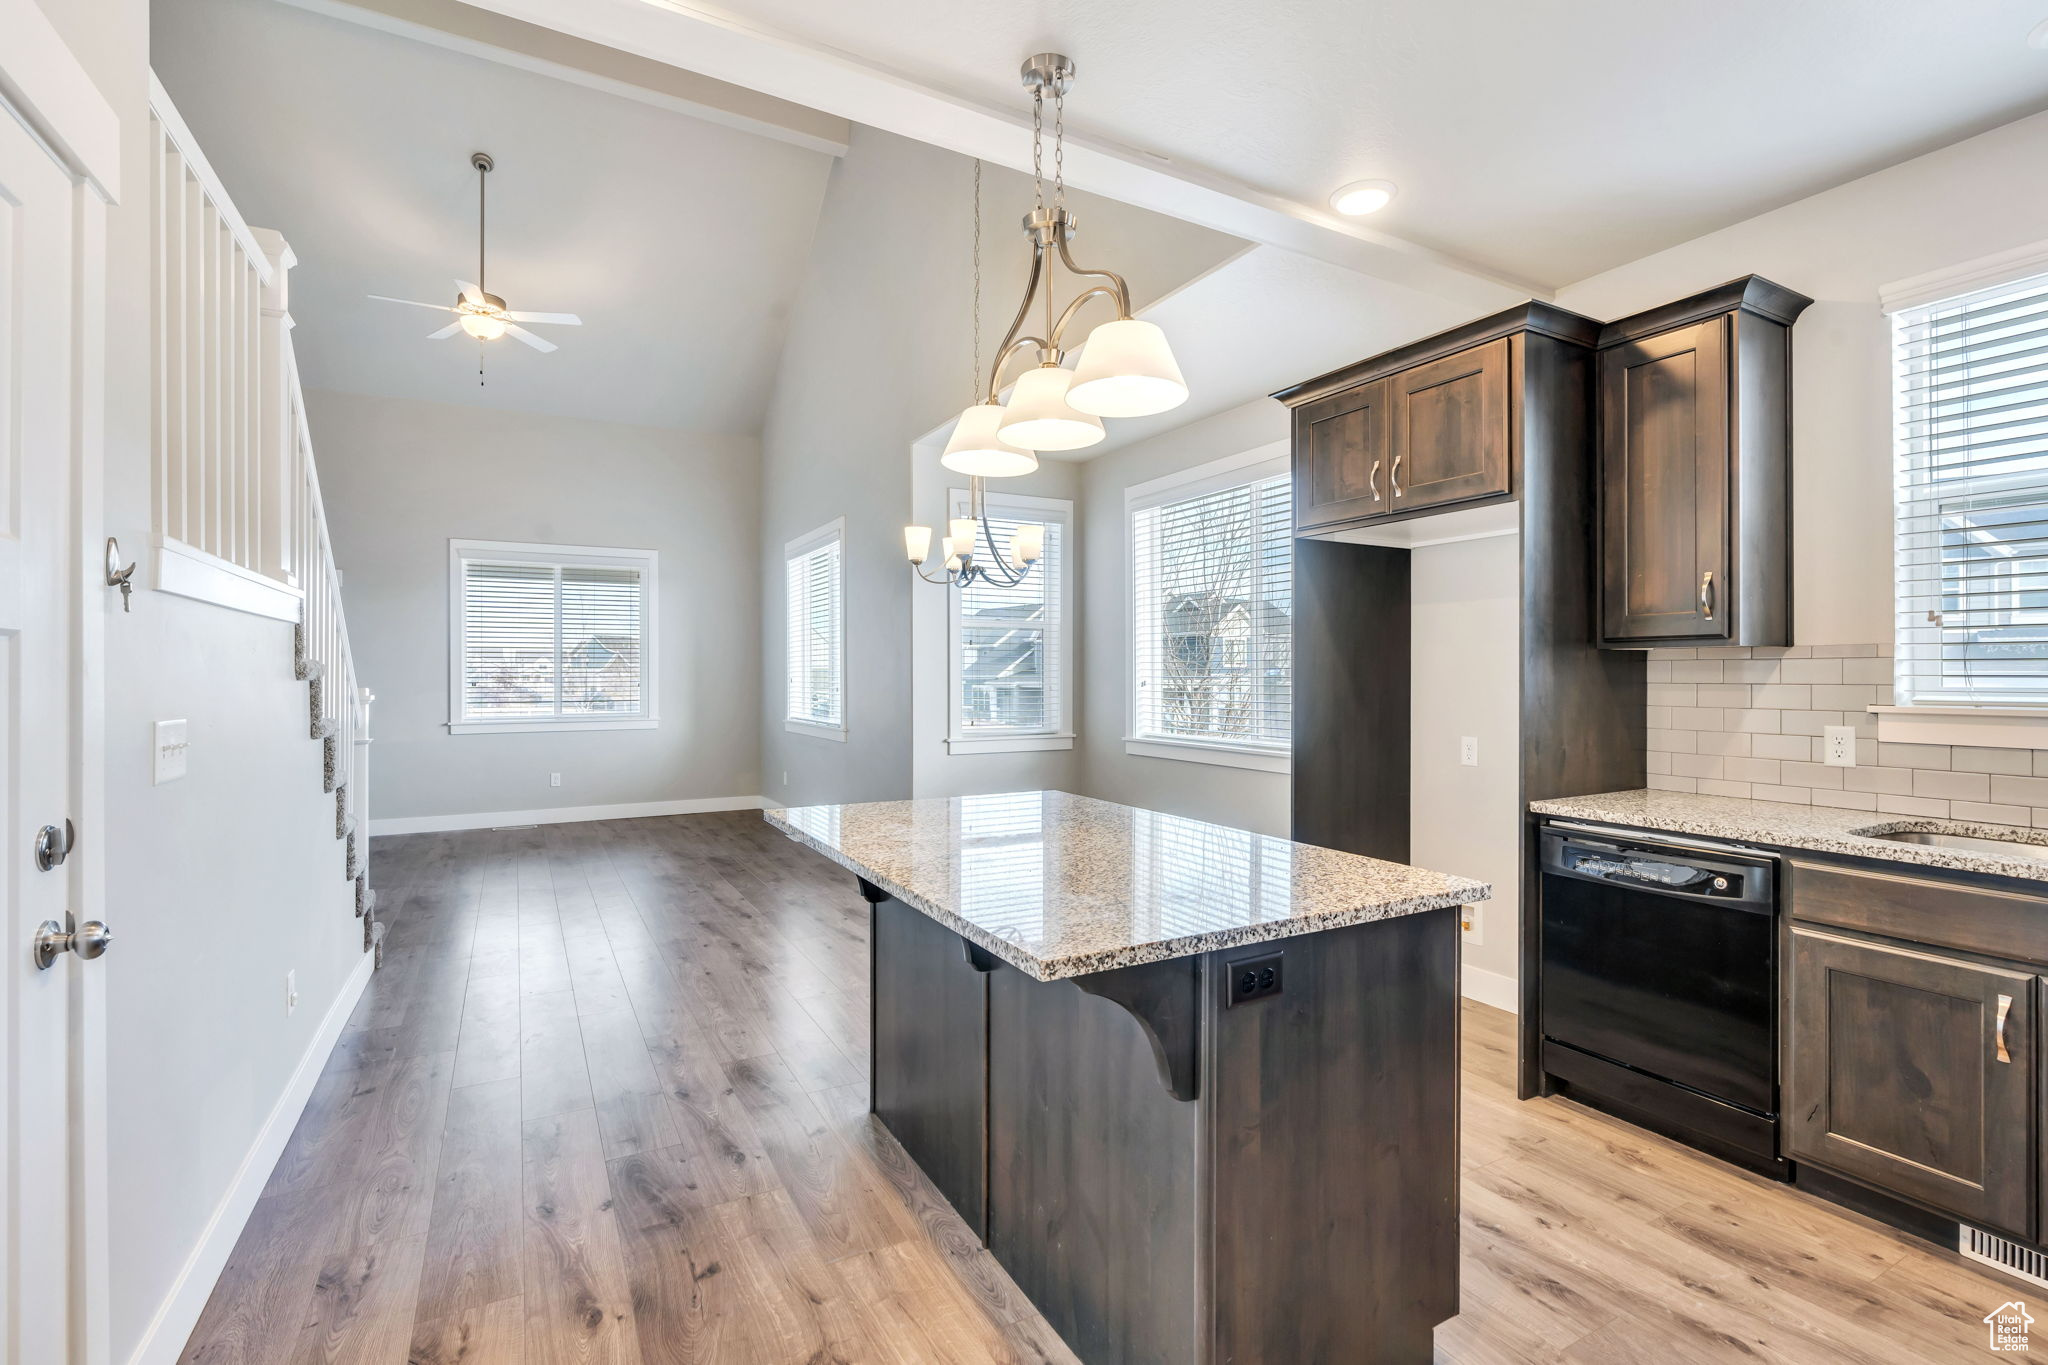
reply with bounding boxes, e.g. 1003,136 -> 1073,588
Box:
1461,963 -> 1519,1014
125,950 -> 374,1365
367,794 -> 767,837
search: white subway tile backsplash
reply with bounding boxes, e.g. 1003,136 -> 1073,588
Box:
1779,659 -> 1842,685
1754,734 -> 1813,761
1913,769 -> 1991,802
1951,801 -> 2031,825
1637,644 -> 2048,834
1749,684 -> 1812,709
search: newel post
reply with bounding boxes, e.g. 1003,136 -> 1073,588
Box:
252,226 -> 297,587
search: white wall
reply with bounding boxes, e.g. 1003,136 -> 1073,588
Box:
38,2 -> 366,1360
307,389 -> 762,826
1554,106 -> 2048,646
1408,536 -> 1522,1000
758,125 -> 1242,810
1076,399 -> 1293,836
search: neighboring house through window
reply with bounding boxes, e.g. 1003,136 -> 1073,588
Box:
1126,443 -> 1293,772
949,489 -> 1074,753
448,539 -> 656,734
785,518 -> 847,740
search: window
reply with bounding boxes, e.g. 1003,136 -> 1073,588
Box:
448,539 -> 656,734
1126,445 -> 1292,771
1892,267 -> 2048,708
785,519 -> 846,739
949,490 -> 1074,753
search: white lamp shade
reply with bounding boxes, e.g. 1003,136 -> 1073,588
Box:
904,525 -> 932,564
997,366 -> 1105,452
1010,523 -> 1044,564
949,518 -> 977,552
460,312 -> 508,341
1067,319 -> 1188,418
941,404 -> 1038,477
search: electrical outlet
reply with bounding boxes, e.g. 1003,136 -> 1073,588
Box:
549,772 -> 562,788
1226,951 -> 1285,1007
1823,725 -> 1857,767
1462,905 -> 1485,945
1460,736 -> 1479,767
286,969 -> 298,1016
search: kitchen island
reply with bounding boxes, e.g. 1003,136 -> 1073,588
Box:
766,791 -> 1489,1365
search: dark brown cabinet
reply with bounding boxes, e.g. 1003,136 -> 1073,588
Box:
1786,925 -> 2035,1238
1388,336 -> 1511,514
1596,276 -> 1810,646
1294,378 -> 1392,528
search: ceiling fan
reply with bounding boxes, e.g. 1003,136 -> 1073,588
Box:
369,152 -> 580,354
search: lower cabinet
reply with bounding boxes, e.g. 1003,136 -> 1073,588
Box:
1786,925 -> 2036,1238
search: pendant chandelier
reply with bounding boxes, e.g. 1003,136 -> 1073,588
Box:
907,53 -> 1188,590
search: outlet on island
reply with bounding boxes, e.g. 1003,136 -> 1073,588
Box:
1226,950 -> 1285,1007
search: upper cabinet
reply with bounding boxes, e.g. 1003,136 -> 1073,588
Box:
1279,305 -> 1599,539
1596,276 -> 1812,647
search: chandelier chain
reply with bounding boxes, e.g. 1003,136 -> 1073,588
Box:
1052,82 -> 1065,212
1031,88 -> 1044,215
971,158 -> 982,404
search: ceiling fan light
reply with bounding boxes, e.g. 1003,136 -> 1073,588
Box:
997,367 -> 1105,452
460,312 -> 507,341
1067,318 -> 1188,418
941,404 -> 1040,477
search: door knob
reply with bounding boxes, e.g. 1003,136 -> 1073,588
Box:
33,918 -> 113,970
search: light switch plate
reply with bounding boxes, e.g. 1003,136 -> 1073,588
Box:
153,719 -> 189,784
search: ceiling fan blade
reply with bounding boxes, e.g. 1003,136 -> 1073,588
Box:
428,322 -> 463,340
456,279 -> 485,306
503,323 -> 557,353
503,310 -> 582,326
369,294 -> 458,312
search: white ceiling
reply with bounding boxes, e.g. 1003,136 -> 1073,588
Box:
560,0 -> 2048,289
152,0 -> 840,429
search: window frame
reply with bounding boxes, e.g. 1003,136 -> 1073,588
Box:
784,517 -> 848,742
1123,442 -> 1293,773
446,537 -> 659,736
946,488 -> 1076,754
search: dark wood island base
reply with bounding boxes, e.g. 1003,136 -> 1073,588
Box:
867,883 -> 1462,1365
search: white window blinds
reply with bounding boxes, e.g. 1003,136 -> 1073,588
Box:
451,541 -> 655,729
1131,467 -> 1293,750
1894,269 -> 2048,706
953,495 -> 1069,738
786,522 -> 845,732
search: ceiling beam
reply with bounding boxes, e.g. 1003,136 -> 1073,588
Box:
278,0 -> 853,156
449,0 -> 1548,308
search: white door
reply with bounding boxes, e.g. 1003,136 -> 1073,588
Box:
0,6 -> 117,1363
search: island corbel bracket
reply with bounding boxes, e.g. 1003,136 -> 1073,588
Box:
1071,958 -> 1200,1102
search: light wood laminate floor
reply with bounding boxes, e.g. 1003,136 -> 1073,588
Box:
178,812 -> 2025,1364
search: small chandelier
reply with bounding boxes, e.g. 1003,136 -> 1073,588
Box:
907,53 -> 1188,590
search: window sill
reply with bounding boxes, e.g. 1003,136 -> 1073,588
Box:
785,718 -> 847,743
1123,737 -> 1290,774
1869,704 -> 2048,749
947,733 -> 1075,755
448,718 -> 657,735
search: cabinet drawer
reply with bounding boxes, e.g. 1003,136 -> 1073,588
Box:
1788,859 -> 2048,966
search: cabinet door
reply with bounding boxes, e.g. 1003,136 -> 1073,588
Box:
1387,337 -> 1512,512
1600,317 -> 1730,641
1787,927 -> 2034,1238
1294,378 -> 1392,531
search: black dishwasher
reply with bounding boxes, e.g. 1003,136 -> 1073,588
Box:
1539,825 -> 1784,1177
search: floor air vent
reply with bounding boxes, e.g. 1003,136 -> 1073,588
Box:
1962,1226 -> 2048,1289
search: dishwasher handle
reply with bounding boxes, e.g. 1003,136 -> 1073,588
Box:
1540,830 -> 1776,913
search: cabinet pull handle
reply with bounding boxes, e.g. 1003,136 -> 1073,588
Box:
1996,993 -> 2014,1064
1391,455 -> 1404,498
1369,459 -> 1382,502
1699,570 -> 1716,621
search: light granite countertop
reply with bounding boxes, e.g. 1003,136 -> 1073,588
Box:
1532,788 -> 2048,885
766,791 -> 1490,981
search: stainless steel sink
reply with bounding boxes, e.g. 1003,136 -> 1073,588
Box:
1862,829 -> 2048,860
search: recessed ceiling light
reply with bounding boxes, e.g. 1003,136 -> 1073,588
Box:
1330,179 -> 1397,216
